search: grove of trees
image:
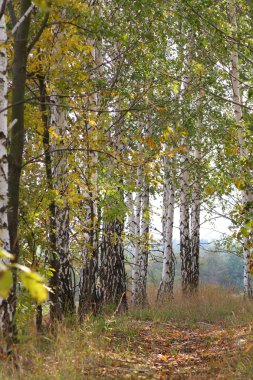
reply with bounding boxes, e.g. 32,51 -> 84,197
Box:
0,0 -> 252,348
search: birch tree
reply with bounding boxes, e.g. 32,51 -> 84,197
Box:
51,94 -> 75,316
138,169 -> 150,307
190,96 -> 203,292
229,0 -> 253,298
78,41 -> 101,320
100,202 -> 127,310
99,129 -> 128,310
0,2 -> 12,340
131,142 -> 150,307
38,76 -> 61,322
131,162 -> 143,306
179,147 -> 192,294
157,155 -> 176,302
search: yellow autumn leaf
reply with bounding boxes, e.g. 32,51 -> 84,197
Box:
88,119 -> 97,127
17,266 -> 48,304
0,265 -> 13,299
205,185 -> 216,195
234,178 -> 245,190
33,0 -> 49,11
0,248 -> 14,261
84,45 -> 95,54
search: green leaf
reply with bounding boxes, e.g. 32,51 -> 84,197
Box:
248,88 -> 253,100
33,0 -> 49,12
240,227 -> 249,237
0,265 -> 13,299
19,269 -> 48,304
0,248 -> 14,261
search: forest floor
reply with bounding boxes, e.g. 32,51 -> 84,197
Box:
80,319 -> 251,379
2,286 -> 253,379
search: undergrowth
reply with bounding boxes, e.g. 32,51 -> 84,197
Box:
133,284 -> 253,326
1,285 -> 253,379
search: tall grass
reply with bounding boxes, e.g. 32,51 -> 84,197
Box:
131,284 -> 253,326
1,284 -> 253,379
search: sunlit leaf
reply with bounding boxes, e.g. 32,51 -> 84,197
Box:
0,248 -> 14,261
19,270 -> 48,304
0,265 -> 13,299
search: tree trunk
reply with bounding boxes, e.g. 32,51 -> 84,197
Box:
180,150 -> 191,295
0,5 -> 13,341
190,146 -> 201,292
126,191 -> 136,250
50,94 -> 75,316
8,0 -> 32,339
77,115 -> 99,319
131,164 -> 142,306
78,184 -> 99,320
99,141 -> 128,310
39,77 -> 61,322
100,215 -> 127,311
137,171 -> 150,307
229,0 -> 253,298
78,42 -> 100,321
157,155 -> 175,302
131,133 -> 150,308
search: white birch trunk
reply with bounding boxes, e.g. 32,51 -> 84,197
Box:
157,155 -> 175,302
0,6 -> 8,253
131,163 -> 142,306
179,63 -> 192,295
180,149 -> 191,294
0,6 -> 13,338
190,146 -> 201,291
162,173 -> 169,248
138,170 -> 150,307
78,41 -> 100,319
189,94 -> 202,292
229,1 -> 253,298
51,94 -> 74,316
99,123 -> 127,310
126,192 -> 136,244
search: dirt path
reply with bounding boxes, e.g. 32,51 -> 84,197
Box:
86,321 -> 249,379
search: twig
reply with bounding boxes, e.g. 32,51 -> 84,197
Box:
112,292 -> 126,317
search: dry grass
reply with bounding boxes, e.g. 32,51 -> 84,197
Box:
1,284 -> 253,379
0,315 -> 143,380
136,284 -> 253,326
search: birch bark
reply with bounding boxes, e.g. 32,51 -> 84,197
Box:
190,145 -> 201,292
131,162 -> 142,306
229,1 -> 253,298
179,60 -> 194,295
131,138 -> 150,307
189,94 -> 203,292
180,151 -> 191,294
39,77 -> 60,322
138,170 -> 150,307
99,125 -> 127,310
51,95 -> 75,316
100,215 -> 127,310
157,155 -> 175,302
78,41 -> 100,320
0,4 -> 13,340
126,192 -> 136,249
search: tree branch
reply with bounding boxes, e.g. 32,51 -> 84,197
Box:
27,11 -> 49,53
11,3 -> 35,35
